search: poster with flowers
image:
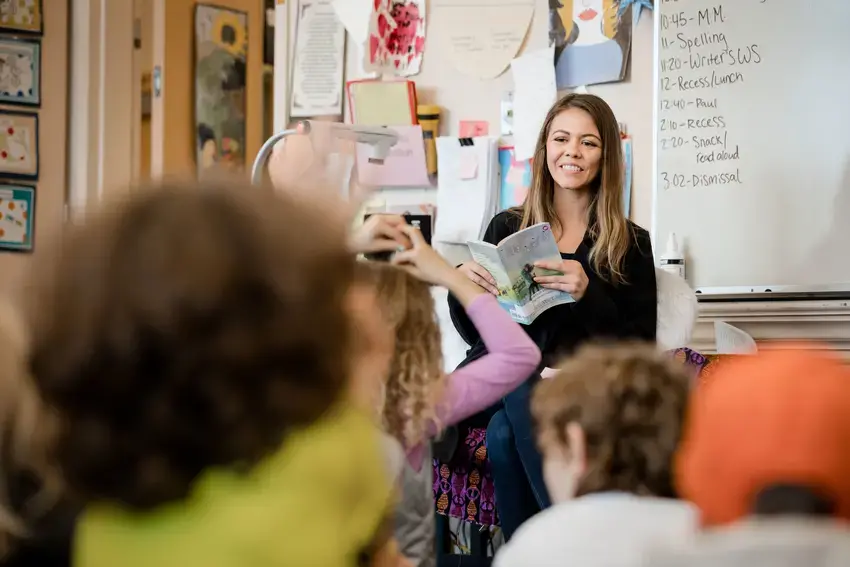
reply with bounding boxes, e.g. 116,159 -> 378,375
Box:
194,4 -> 248,176
367,0 -> 426,77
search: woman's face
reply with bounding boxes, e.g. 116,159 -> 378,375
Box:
346,282 -> 394,415
545,107 -> 603,192
573,0 -> 604,23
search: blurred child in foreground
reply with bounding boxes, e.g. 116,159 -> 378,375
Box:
646,346 -> 850,567
352,225 -> 540,567
25,182 -> 408,567
495,343 -> 697,567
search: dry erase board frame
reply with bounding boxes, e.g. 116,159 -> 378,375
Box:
649,3 -> 850,300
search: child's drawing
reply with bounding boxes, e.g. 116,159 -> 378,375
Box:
0,111 -> 38,179
0,38 -> 40,105
0,183 -> 34,251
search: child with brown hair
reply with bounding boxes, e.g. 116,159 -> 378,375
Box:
351,225 -> 542,567
25,182 -> 408,567
0,299 -> 76,567
494,342 -> 696,567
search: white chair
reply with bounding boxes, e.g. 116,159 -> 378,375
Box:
655,267 -> 699,351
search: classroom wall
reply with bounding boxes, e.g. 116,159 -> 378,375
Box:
345,2 -> 655,230
0,0 -> 69,297
151,0 -> 264,176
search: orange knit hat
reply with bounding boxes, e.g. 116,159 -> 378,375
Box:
675,345 -> 850,527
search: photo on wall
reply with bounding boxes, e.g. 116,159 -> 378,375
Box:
0,182 -> 35,252
0,0 -> 43,35
194,4 -> 248,177
0,37 -> 40,106
548,0 -> 633,88
0,110 -> 38,179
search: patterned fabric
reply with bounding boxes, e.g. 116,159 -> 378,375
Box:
433,427 -> 498,527
432,349 -> 727,529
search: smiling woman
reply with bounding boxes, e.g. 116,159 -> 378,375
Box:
446,93 -> 658,542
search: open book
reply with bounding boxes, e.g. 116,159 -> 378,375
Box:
467,222 -> 574,325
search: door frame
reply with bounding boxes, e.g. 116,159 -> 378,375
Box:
67,0 -> 136,220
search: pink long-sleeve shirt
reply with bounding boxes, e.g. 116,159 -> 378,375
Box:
407,293 -> 542,469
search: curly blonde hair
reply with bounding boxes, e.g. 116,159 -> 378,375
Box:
354,262 -> 445,448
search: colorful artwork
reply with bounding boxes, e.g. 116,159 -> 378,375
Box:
498,146 -> 531,211
367,0 -> 426,77
0,37 -> 40,106
0,0 -> 42,34
549,0 -> 632,88
0,183 -> 34,252
0,110 -> 37,179
194,4 -> 248,176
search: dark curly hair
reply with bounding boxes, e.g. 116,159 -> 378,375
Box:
26,182 -> 355,510
532,342 -> 690,498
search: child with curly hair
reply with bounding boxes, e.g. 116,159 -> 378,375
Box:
494,342 -> 697,567
25,182 -> 409,567
352,225 -> 542,567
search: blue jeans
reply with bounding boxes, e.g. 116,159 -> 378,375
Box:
485,376 -> 551,541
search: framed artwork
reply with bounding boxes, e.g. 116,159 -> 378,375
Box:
0,110 -> 37,179
0,36 -> 40,106
0,0 -> 42,35
0,182 -> 34,252
194,4 -> 248,177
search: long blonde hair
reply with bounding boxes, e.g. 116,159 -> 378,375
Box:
354,262 -> 444,448
0,300 -> 59,558
518,93 -> 631,284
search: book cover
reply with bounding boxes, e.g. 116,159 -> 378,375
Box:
468,223 -> 574,324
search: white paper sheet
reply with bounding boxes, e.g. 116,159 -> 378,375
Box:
714,321 -> 758,355
331,0 -> 372,44
430,0 -> 534,79
433,137 -> 500,245
510,47 -> 557,161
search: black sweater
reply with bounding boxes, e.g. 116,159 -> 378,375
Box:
448,210 -> 658,367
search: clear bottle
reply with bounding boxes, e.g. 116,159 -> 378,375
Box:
659,232 -> 686,280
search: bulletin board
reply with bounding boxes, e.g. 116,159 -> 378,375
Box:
339,0 -> 657,226
273,0 -> 658,265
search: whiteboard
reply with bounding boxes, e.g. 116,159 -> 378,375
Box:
652,0 -> 850,296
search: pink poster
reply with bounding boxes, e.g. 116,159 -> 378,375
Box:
367,0 -> 426,76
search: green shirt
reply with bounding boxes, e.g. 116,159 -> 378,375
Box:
75,405 -> 393,567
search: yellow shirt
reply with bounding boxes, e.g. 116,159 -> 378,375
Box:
75,404 -> 394,567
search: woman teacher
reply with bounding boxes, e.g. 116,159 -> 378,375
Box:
446,93 -> 657,539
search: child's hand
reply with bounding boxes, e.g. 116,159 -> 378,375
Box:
350,214 -> 411,254
457,261 -> 498,295
390,225 -> 454,286
533,259 -> 589,301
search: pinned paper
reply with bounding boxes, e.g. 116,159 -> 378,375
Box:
431,0 -> 534,79
459,120 -> 489,137
459,147 -> 479,180
367,0 -> 426,76
331,0 -> 371,44
356,125 -> 431,187
332,0 -> 378,80
510,48 -> 557,161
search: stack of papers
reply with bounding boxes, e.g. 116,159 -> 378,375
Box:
433,136 -> 501,245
